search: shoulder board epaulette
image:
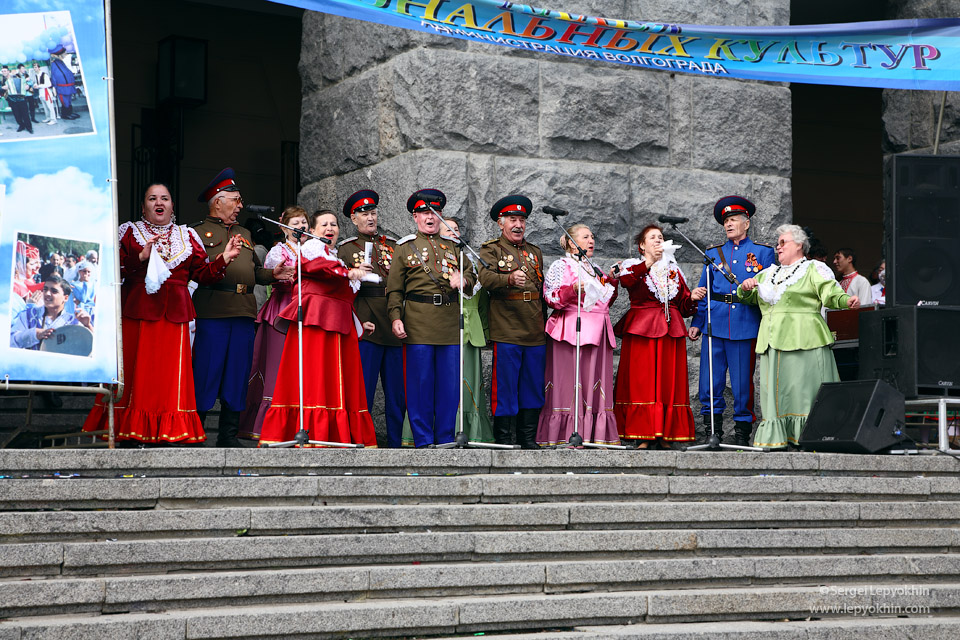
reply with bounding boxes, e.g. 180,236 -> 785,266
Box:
524,241 -> 541,251
188,220 -> 205,228
337,236 -> 357,248
396,234 -> 417,245
439,234 -> 458,242
381,234 -> 398,243
706,242 -> 723,250
481,238 -> 499,246
754,241 -> 774,248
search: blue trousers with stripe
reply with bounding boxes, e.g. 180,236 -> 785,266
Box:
698,336 -> 757,423
193,317 -> 256,413
359,341 -> 406,448
491,342 -> 546,417
404,344 -> 458,447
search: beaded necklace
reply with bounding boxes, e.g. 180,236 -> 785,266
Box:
771,258 -> 807,286
142,219 -> 175,262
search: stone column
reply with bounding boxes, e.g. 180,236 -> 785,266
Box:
298,1 -> 794,439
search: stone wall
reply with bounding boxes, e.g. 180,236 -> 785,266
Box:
297,1 -> 794,441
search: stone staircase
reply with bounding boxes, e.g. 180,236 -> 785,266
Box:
1,449 -> 959,639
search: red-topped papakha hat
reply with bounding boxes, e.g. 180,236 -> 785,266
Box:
713,195 -> 756,224
489,194 -> 533,222
197,167 -> 240,203
343,190 -> 379,217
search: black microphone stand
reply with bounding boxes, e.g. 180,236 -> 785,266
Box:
425,207 -> 517,450
258,214 -> 364,449
545,210 -> 626,450
663,221 -> 763,453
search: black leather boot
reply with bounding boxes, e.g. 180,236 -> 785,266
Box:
493,415 -> 514,445
703,414 -> 724,441
734,421 -> 753,447
517,408 -> 542,450
216,409 -> 244,448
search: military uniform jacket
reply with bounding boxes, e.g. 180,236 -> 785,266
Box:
691,236 -> 776,340
386,231 -> 475,346
338,232 -> 400,347
477,236 -> 546,347
191,216 -> 275,319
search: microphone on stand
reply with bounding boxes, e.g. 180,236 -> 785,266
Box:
658,215 -> 689,225
246,204 -> 276,215
542,206 -> 568,217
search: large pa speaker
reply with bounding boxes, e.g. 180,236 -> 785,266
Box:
799,380 -> 905,454
859,306 -> 960,398
889,155 -> 960,307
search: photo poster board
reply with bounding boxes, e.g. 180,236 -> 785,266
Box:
0,0 -> 118,384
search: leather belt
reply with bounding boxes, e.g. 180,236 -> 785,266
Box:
708,292 -> 739,304
407,292 -> 456,306
357,286 -> 386,298
199,283 -> 253,295
492,290 -> 540,302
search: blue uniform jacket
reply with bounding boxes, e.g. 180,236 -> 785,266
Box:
691,237 -> 776,340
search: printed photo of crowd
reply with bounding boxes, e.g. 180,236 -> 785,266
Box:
0,11 -> 92,141
9,233 -> 99,357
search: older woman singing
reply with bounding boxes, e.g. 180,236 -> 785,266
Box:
537,223 -> 619,447
738,224 -> 860,450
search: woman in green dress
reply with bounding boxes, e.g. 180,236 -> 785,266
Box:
402,219 -> 494,445
738,224 -> 860,450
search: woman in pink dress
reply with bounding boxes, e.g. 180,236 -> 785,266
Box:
536,224 -> 620,446
238,206 -> 308,441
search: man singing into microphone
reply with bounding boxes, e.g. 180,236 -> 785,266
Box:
337,190 -> 405,448
477,195 -> 546,449
387,189 -> 475,447
688,196 -> 776,446
191,168 -> 295,447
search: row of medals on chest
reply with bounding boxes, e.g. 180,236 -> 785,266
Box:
350,242 -> 394,272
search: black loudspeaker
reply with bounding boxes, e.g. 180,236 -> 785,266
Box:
889,155 -> 960,307
859,306 -> 960,398
799,380 -> 905,454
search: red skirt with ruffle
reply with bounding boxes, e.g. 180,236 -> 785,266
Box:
613,333 -> 695,442
259,326 -> 377,447
83,318 -> 206,443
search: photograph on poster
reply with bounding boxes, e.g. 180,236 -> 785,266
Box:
0,11 -> 94,142
9,231 -> 99,357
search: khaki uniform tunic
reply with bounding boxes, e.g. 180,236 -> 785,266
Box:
386,231 -> 476,346
337,232 -> 400,346
190,216 -> 275,319
477,236 -> 546,347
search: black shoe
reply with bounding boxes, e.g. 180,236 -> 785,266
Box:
702,414 -> 724,441
215,409 -> 244,448
16,126 -> 24,132
493,415 -> 514,446
733,421 -> 753,447
517,408 -> 542,450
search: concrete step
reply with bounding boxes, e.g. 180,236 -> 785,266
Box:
2,501 -> 960,542
2,526 -> 958,578
3,584 -> 958,639
2,555 -> 959,619
434,617 -> 960,639
2,475 -> 958,511
2,448 -> 960,478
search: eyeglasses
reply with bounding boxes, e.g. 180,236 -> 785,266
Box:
219,195 -> 243,206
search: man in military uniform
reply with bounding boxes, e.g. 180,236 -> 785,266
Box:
191,168 -> 294,447
476,195 -> 546,449
689,195 -> 777,446
337,190 -> 405,448
386,189 -> 475,448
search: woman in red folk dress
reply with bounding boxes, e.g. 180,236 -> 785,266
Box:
259,212 -> 378,447
83,183 -> 241,444
613,224 -> 706,449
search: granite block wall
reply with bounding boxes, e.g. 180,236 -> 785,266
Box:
297,1 -> 794,442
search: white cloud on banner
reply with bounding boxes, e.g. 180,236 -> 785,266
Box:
0,160 -> 12,183
4,166 -> 110,229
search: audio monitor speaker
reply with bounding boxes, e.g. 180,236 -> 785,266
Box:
859,306 -> 960,397
889,154 -> 960,307
799,379 -> 905,454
